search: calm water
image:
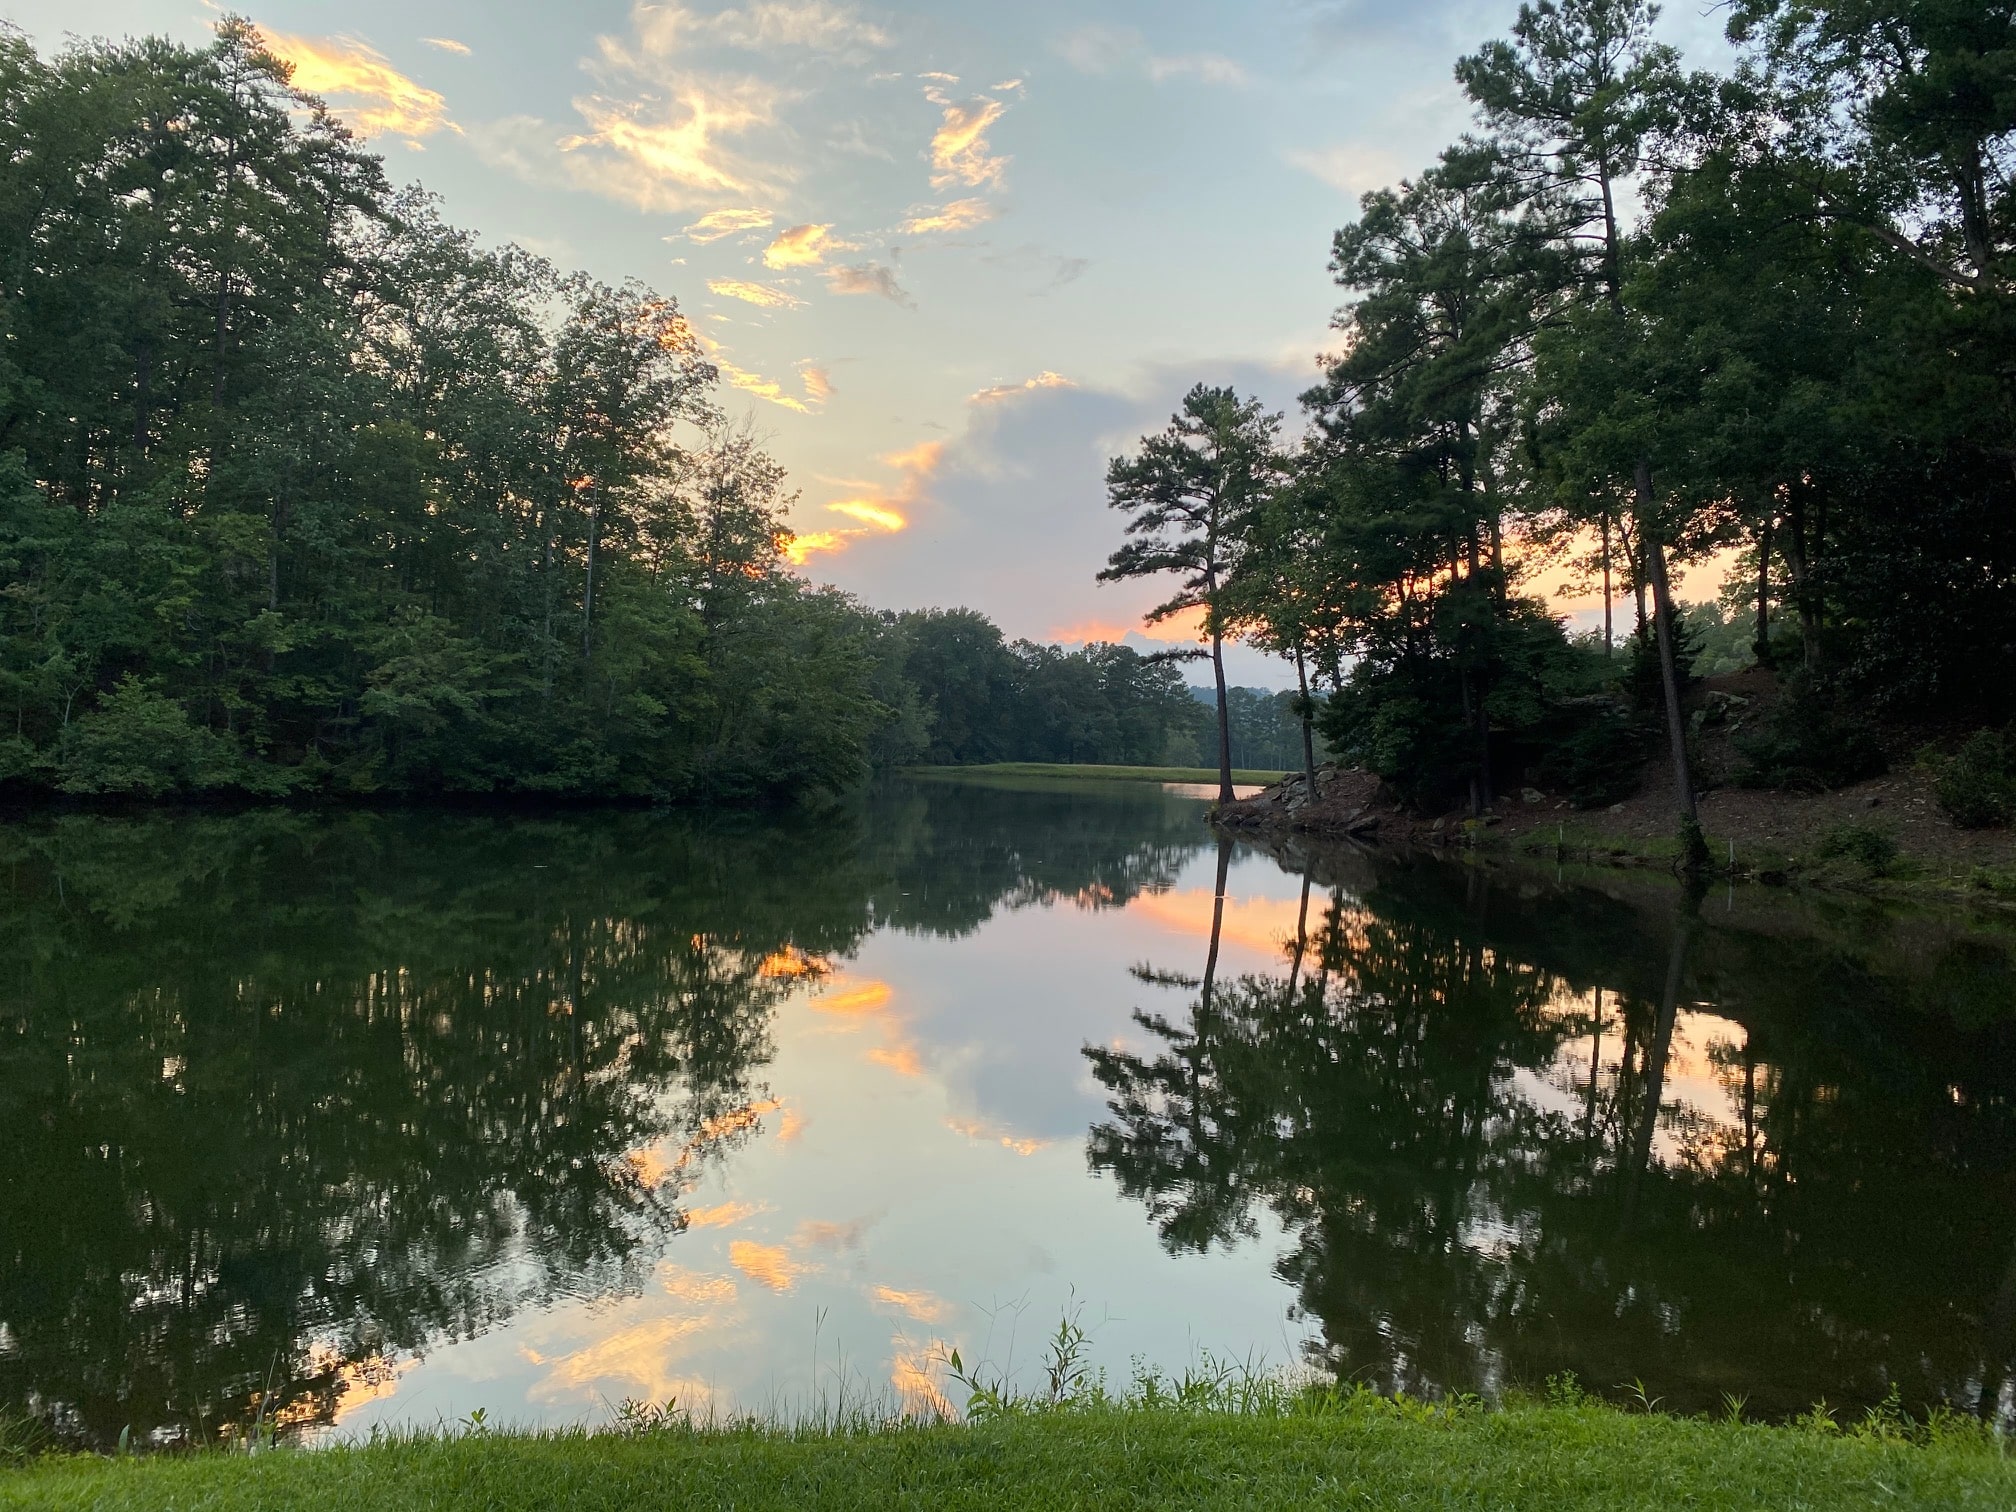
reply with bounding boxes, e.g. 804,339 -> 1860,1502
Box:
3,777 -> 2014,1448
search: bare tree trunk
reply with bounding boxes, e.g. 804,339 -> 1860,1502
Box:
1210,625 -> 1234,805
1600,512 -> 1614,656
1753,511 -> 1773,668
1294,645 -> 1317,788
1200,836 -> 1232,1012
580,481 -> 601,662
1637,459 -> 1700,847
1624,913 -> 1688,1225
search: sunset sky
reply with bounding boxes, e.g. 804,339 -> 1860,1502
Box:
13,0 -> 1734,682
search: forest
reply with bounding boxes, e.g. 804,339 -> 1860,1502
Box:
1101,0 -> 2016,849
0,23 -> 1232,801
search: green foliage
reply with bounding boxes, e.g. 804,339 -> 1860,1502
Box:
0,27 -> 904,804
1735,676 -> 1888,791
1931,732 -> 2016,829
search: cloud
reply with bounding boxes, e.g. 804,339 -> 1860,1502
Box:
708,277 -> 804,308
1146,53 -> 1249,85
1286,143 -> 1414,199
729,1240 -> 812,1292
870,1286 -> 949,1322
825,262 -> 913,305
560,81 -> 786,211
685,1201 -> 766,1229
969,370 -> 1074,404
764,223 -> 848,268
891,1342 -> 956,1419
926,89 -> 1010,191
898,198 -> 996,235
684,207 -> 775,242
716,355 -> 815,411
636,0 -> 891,55
798,362 -> 834,401
917,70 -> 960,84
420,36 -> 470,55
797,1216 -> 877,1250
260,30 -> 457,142
787,443 -> 941,564
1054,26 -> 1249,86
944,1115 -> 1050,1157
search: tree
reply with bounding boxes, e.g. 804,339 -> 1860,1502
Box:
1459,0 -> 1712,864
1101,386 -> 1282,803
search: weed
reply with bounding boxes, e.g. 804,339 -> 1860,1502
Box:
1815,821 -> 1899,876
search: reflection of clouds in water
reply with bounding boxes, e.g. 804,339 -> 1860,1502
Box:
870,1285 -> 949,1323
807,975 -> 926,1080
944,1115 -> 1049,1157
524,1314 -> 720,1405
730,1240 -> 813,1293
1127,887 -> 1315,961
684,1200 -> 766,1229
889,1337 -> 956,1418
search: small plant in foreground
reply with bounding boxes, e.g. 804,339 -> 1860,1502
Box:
1930,731 -> 2015,829
1815,821 -> 1899,876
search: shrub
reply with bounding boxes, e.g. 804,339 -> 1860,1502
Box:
1530,702 -> 1647,808
1815,821 -> 1899,876
1933,731 -> 2014,829
57,676 -> 240,796
1735,675 -> 1887,791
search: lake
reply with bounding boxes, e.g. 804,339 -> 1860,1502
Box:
3,776 -> 2014,1449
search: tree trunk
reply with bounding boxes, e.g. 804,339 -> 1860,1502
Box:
1600,512 -> 1614,656
580,482 -> 601,663
1753,511 -> 1773,669
1294,645 -> 1317,788
1637,458 -> 1700,841
1210,625 -> 1234,805
1624,913 -> 1689,1224
1200,836 -> 1232,1012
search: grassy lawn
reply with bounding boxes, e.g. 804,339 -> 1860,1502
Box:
906,762 -> 1289,787
5,1404 -> 2012,1511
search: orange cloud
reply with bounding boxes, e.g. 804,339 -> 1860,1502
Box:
708,278 -> 803,309
786,441 -> 941,565
970,370 -> 1074,404
777,1107 -> 809,1143
716,356 -> 813,412
685,1201 -> 765,1229
926,89 -> 1010,190
824,262 -> 912,305
899,198 -> 996,235
684,207 -> 775,242
760,946 -> 826,979
871,1285 -> 949,1323
797,1216 -> 875,1250
1049,605 -> 1205,647
809,980 -> 894,1018
798,363 -> 834,402
867,1044 -> 925,1078
261,31 -> 456,142
891,1342 -> 956,1418
557,81 -> 783,213
421,37 -> 471,56
531,1316 -> 715,1402
944,1116 -> 1050,1157
764,223 -> 845,268
730,1240 -> 810,1292
1048,619 -> 1135,646
828,499 -> 906,532
659,1265 -> 739,1305
805,975 -> 925,1079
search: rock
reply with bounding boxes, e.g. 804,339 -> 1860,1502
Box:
1862,795 -> 1882,809
1520,787 -> 1544,805
1430,817 -> 1446,833
1609,802 -> 1627,814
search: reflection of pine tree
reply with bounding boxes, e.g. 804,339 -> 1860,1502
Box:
1087,862 -> 2016,1420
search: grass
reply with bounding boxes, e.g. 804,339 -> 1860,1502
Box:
906,762 -> 1290,788
5,1393 -> 2012,1511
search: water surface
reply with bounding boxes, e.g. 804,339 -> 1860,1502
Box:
2,778 -> 2013,1447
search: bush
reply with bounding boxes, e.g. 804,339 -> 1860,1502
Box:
1815,821 -> 1899,876
1529,702 -> 1647,808
1735,675 -> 1887,791
1932,732 -> 2015,829
56,676 -> 240,796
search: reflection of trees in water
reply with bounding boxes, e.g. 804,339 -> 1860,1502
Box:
1088,854 -> 2016,1421
0,790 -> 1208,1450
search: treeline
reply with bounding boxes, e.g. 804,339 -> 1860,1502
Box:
1102,0 -> 2015,852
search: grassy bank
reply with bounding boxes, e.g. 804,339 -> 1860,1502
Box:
5,1399 -> 2012,1511
908,762 -> 1290,787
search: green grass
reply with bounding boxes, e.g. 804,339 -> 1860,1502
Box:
6,1400 -> 2012,1510
906,762 -> 1289,787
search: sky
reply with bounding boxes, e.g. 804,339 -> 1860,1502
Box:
9,0 -> 1737,686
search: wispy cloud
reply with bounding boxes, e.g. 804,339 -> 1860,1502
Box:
787,442 -> 940,564
764,223 -> 851,268
260,30 -> 457,143
1055,26 -> 1249,86
898,198 -> 995,236
683,207 -> 775,242
729,1239 -> 812,1292
825,262 -> 913,306
969,370 -> 1074,404
718,357 -> 816,411
420,36 -> 470,56
1146,53 -> 1249,85
559,80 -> 786,211
797,362 -> 834,402
926,87 -> 1010,191
1286,143 -> 1412,198
708,277 -> 804,308
634,0 -> 891,56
